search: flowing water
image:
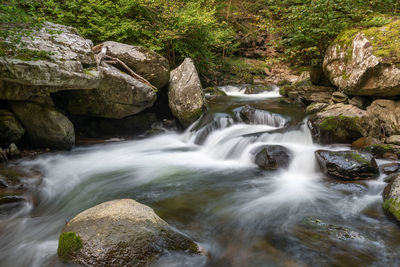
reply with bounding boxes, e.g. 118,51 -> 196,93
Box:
1,86 -> 400,267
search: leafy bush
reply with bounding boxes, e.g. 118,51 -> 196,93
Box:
262,0 -> 398,65
1,0 -> 236,73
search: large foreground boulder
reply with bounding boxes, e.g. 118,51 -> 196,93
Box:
323,20 -> 400,97
252,145 -> 292,170
0,110 -> 25,147
10,102 -> 75,150
61,64 -> 157,119
315,150 -> 379,180
168,58 -> 206,127
100,41 -> 170,89
58,199 -> 199,266
383,173 -> 400,222
0,22 -> 100,101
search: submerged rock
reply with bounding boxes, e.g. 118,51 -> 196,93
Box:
381,163 -> 399,175
100,41 -> 170,90
0,167 -> 42,214
252,145 -> 292,170
323,20 -> 400,97
236,105 -> 287,127
168,58 -> 206,127
0,110 -> 25,147
58,199 -> 199,266
11,102 -> 75,150
383,173 -> 400,222
315,150 -> 379,180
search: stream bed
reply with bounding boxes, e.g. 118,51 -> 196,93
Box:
1,86 -> 399,267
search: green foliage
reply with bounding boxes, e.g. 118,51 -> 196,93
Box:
218,57 -> 269,84
261,0 -> 399,65
1,0 -> 235,73
1,0 -> 399,73
57,232 -> 83,262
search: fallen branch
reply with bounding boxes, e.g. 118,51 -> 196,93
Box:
104,55 -> 157,90
95,46 -> 108,67
92,43 -> 103,54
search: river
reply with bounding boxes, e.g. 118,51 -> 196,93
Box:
0,85 -> 399,267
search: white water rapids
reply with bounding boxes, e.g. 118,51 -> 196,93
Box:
0,86 -> 399,266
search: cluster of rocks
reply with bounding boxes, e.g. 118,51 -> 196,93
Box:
0,22 -> 206,153
280,20 -> 400,148
280,20 -> 400,224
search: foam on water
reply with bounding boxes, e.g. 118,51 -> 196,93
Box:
218,84 -> 281,99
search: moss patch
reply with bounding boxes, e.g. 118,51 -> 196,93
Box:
383,198 -> 400,221
345,153 -> 369,164
334,19 -> 400,66
363,20 -> 400,63
319,115 -> 359,132
57,232 -> 83,262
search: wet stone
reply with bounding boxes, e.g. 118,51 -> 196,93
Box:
382,163 -> 399,175
315,150 -> 379,180
252,145 -> 292,170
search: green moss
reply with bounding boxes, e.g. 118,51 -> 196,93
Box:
319,116 -> 340,131
342,71 -> 349,80
219,57 -> 269,84
83,69 -> 94,76
372,143 -> 392,150
363,20 -> 400,63
14,49 -> 54,61
57,232 -> 83,262
345,153 -> 369,164
335,20 -> 400,67
383,198 -> 400,221
319,115 -> 359,132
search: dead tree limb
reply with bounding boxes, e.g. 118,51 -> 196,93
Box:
104,55 -> 157,90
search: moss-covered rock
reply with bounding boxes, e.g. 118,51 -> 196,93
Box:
383,173 -> 400,223
0,22 -> 100,101
365,143 -> 400,159
306,103 -> 328,115
308,103 -> 366,144
0,110 -> 25,147
315,150 -> 379,180
323,20 -> 400,97
57,232 -> 83,262
58,199 -> 199,267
